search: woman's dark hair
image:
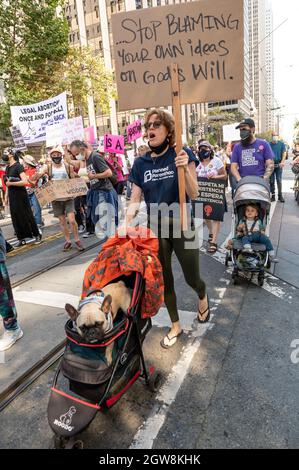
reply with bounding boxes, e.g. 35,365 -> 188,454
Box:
70,140 -> 88,149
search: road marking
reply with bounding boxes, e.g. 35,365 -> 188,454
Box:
7,232 -> 64,257
130,281 -> 229,449
12,289 -> 79,309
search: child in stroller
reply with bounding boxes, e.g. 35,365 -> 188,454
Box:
235,203 -> 277,262
225,176 -> 277,286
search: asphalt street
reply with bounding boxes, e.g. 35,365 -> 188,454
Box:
0,164 -> 298,449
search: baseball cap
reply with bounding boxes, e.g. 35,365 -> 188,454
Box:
23,155 -> 37,167
198,140 -> 213,149
236,118 -> 255,129
49,145 -> 63,155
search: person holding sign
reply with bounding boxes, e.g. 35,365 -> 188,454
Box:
195,141 -> 227,254
126,109 -> 209,349
39,146 -> 84,252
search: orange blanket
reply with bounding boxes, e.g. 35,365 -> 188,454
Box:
82,227 -> 164,318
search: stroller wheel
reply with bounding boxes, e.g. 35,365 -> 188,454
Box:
53,436 -> 68,449
148,369 -> 162,393
232,269 -> 238,285
258,273 -> 264,287
72,440 -> 84,449
225,252 -> 230,267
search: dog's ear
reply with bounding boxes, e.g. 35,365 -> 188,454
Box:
65,303 -> 79,321
102,295 -> 112,314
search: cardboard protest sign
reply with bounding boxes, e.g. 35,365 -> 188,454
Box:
84,126 -> 96,145
111,0 -> 244,110
35,178 -> 87,206
126,120 -> 142,143
195,177 -> 226,221
104,134 -> 125,154
46,116 -> 84,147
10,92 -> 68,144
223,123 -> 240,142
9,125 -> 27,151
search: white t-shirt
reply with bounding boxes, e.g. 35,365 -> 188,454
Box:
196,156 -> 224,178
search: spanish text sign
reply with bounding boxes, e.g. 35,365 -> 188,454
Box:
111,0 -> 244,111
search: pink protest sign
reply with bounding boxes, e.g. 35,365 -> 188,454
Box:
84,126 -> 96,144
126,120 -> 142,144
104,134 -> 125,154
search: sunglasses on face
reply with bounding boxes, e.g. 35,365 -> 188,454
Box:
144,120 -> 162,130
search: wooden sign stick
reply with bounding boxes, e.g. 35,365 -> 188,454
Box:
171,63 -> 188,231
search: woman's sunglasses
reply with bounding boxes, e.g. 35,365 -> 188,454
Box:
144,120 -> 162,130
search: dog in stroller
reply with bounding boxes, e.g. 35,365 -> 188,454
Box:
47,228 -> 164,449
225,176 -> 275,286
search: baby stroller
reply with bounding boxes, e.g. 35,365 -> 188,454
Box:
225,176 -> 272,287
47,229 -> 164,449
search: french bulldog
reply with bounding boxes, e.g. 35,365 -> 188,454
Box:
65,281 -> 132,365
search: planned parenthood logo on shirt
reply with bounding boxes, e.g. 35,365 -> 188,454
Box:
144,166 -> 175,183
241,149 -> 259,167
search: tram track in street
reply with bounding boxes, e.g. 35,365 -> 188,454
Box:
0,237 -> 106,413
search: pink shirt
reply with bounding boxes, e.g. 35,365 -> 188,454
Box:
107,156 -> 125,182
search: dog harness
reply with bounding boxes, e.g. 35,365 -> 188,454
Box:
77,291 -> 114,333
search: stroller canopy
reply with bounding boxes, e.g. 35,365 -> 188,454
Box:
234,176 -> 271,210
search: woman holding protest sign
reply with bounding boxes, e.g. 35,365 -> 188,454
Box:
126,108 -> 209,349
195,141 -> 227,254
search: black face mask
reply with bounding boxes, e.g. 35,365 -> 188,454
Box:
199,149 -> 211,160
149,137 -> 169,155
52,157 -> 62,164
2,154 -> 9,162
240,129 -> 252,145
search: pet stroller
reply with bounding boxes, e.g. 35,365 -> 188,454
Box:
47,228 -> 164,449
225,176 -> 272,286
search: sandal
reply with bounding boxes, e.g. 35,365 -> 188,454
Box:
160,330 -> 183,349
208,242 -> 218,253
208,233 -> 213,242
197,295 -> 210,324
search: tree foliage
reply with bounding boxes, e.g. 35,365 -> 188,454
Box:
206,107 -> 245,145
0,1 -> 115,131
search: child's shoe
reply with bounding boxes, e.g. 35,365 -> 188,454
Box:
243,244 -> 253,253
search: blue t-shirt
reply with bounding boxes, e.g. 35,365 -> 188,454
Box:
231,139 -> 274,178
129,147 -> 198,212
269,141 -> 286,164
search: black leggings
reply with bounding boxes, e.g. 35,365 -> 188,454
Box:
158,227 -> 206,323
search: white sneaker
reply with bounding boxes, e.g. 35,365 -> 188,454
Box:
0,328 -> 23,351
83,232 -> 95,238
78,225 -> 85,234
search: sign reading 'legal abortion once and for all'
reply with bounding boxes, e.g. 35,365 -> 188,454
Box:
111,0 -> 244,111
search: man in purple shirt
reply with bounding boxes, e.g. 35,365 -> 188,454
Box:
231,119 -> 274,183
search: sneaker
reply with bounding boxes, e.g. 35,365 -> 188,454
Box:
16,239 -> 26,248
78,225 -> 85,234
83,232 -> 95,238
278,195 -> 285,203
271,194 -> 275,202
0,328 -> 24,352
75,240 -> 84,251
63,241 -> 72,251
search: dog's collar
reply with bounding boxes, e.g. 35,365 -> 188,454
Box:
78,291 -> 114,334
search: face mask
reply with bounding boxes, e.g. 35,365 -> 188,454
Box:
272,136 -> 279,143
52,156 -> 62,164
199,149 -> 211,160
76,154 -> 85,161
2,154 -> 9,162
148,137 -> 169,155
240,129 -> 251,144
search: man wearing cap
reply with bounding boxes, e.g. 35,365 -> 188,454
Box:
269,132 -> 287,202
231,119 -> 274,183
23,155 -> 43,227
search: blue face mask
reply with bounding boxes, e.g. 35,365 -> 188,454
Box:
199,149 -> 211,160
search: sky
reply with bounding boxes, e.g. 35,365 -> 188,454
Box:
272,0 -> 299,143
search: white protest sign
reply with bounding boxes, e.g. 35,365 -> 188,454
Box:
127,149 -> 135,167
9,125 -> 27,151
98,136 -> 105,152
10,92 -> 68,144
46,116 -> 84,147
222,123 -> 240,142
